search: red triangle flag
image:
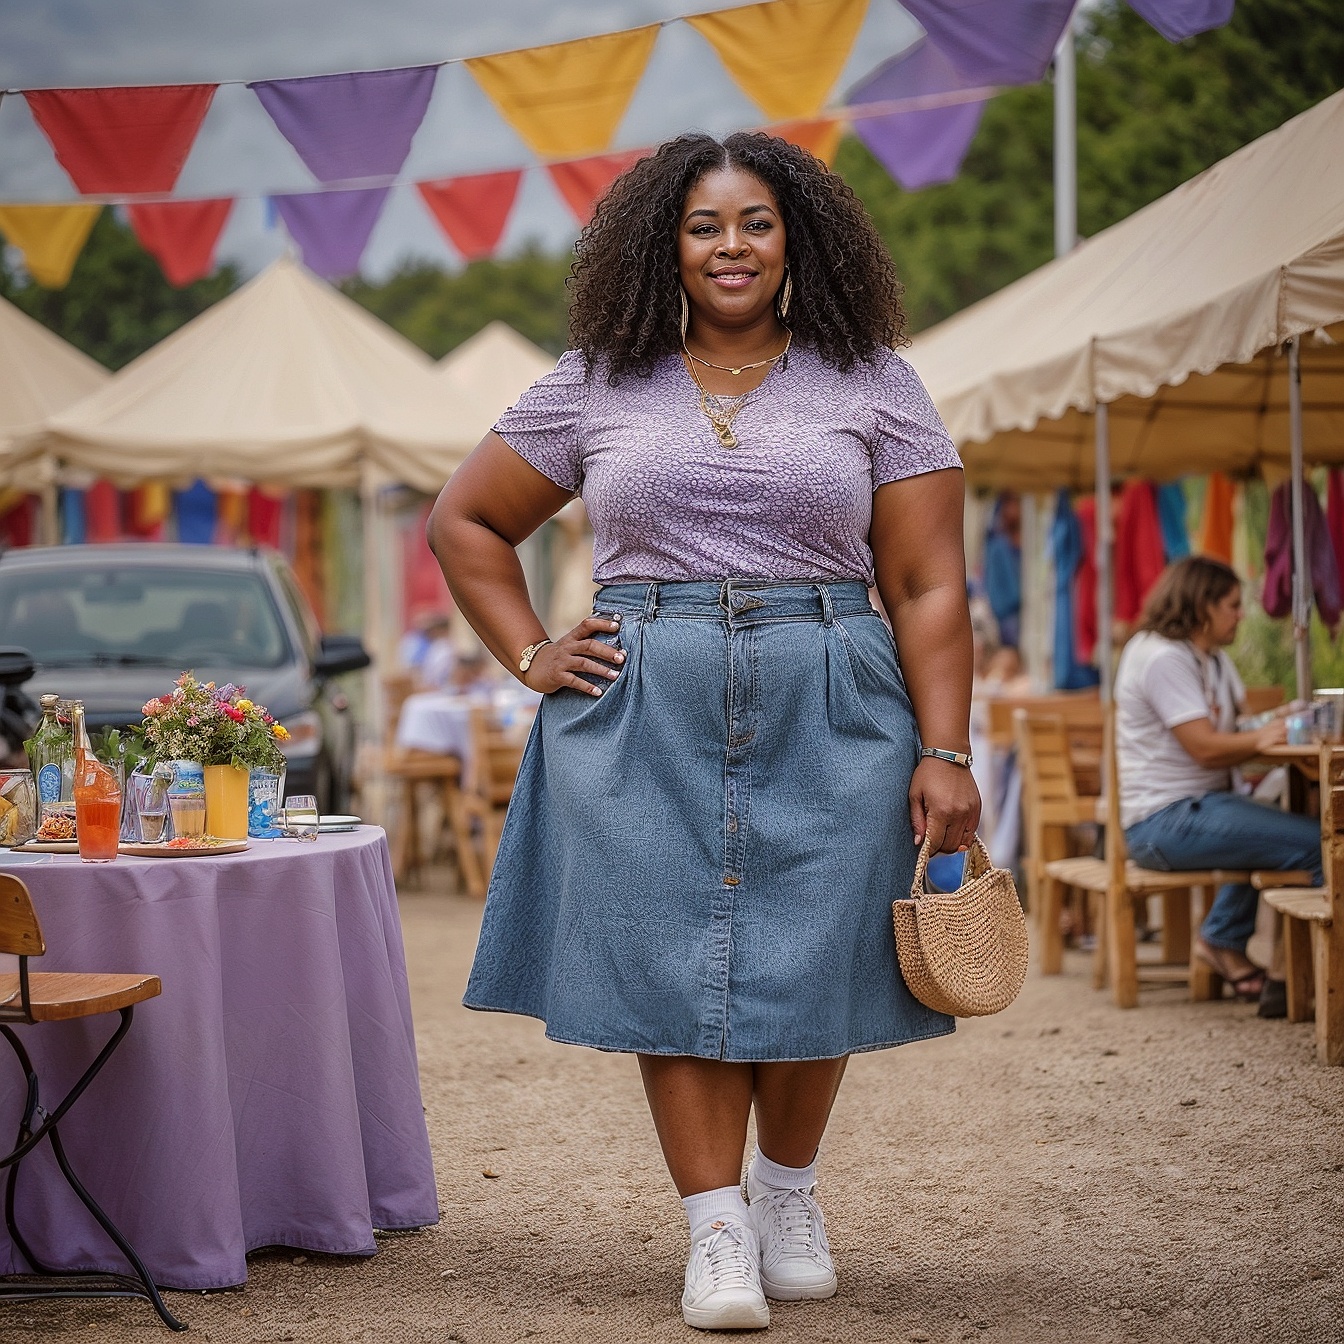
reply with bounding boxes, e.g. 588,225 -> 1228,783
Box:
127,199 -> 233,286
25,85 -> 217,194
417,171 -> 521,262
547,150 -> 647,227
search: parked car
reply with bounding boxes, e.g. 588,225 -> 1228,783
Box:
0,543 -> 371,812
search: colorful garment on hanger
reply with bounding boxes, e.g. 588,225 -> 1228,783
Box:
1113,480 -> 1166,624
1198,472 -> 1236,563
1074,495 -> 1097,666
1156,482 -> 1189,561
1326,470 -> 1344,594
1263,480 -> 1342,633
984,497 -> 1021,649
1048,490 -> 1099,690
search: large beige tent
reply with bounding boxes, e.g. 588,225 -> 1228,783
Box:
34,255 -> 471,489
0,296 -> 107,492
907,88 -> 1344,491
437,320 -> 554,406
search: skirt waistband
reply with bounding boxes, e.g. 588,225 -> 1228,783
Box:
594,580 -> 874,624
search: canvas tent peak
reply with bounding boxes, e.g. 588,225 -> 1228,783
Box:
437,320 -> 555,398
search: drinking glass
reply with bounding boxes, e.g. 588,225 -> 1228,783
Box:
283,795 -> 319,842
138,809 -> 169,843
169,794 -> 207,839
75,782 -> 122,862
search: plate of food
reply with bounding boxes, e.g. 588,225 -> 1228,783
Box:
17,813 -> 80,851
120,837 -> 250,858
12,841 -> 80,854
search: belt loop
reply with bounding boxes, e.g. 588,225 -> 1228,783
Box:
817,583 -> 835,627
643,582 -> 660,621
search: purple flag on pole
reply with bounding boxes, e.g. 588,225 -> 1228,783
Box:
272,187 -> 389,279
899,1 -> 1075,84
251,66 -> 438,185
849,41 -> 989,191
1125,0 -> 1235,42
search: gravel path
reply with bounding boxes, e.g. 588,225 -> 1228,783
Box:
22,878 -> 1344,1343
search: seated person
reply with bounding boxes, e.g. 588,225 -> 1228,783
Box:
1115,556 -> 1319,1006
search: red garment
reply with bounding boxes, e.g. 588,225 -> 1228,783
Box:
1073,495 -> 1097,664
1113,481 -> 1166,624
85,480 -> 122,543
0,493 -> 36,548
246,486 -> 285,549
1263,480 -> 1342,634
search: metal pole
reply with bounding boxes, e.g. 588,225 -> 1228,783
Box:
1095,403 -> 1113,701
1053,6 -> 1078,259
1288,336 -> 1310,701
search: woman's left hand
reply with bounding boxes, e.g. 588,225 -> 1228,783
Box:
909,758 -> 982,853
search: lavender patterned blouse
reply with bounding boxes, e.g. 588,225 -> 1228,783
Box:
493,344 -> 961,585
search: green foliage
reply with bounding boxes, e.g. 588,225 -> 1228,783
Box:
836,0 -> 1344,333
0,210 -> 238,370
342,247 -> 573,358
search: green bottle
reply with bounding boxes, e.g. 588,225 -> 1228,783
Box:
24,693 -> 72,818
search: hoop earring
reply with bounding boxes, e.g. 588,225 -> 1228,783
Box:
679,286 -> 690,339
776,266 -> 793,322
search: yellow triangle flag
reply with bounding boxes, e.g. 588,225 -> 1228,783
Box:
0,203 -> 101,288
467,26 -> 659,159
689,0 -> 868,121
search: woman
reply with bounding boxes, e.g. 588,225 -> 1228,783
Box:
428,132 -> 977,1332
1116,555 -> 1321,1005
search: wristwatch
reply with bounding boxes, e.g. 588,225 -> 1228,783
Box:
518,639 -> 553,673
921,746 -> 974,768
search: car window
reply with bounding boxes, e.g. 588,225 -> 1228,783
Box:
0,565 -> 291,669
273,561 -> 321,660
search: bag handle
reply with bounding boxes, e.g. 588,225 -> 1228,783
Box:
909,830 -> 993,900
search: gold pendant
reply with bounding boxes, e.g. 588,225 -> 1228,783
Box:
718,426 -> 738,448
730,367 -> 743,376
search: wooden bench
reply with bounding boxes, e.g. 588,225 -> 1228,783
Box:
1261,743 -> 1344,1066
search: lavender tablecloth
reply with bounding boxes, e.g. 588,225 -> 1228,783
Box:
0,828 -> 438,1289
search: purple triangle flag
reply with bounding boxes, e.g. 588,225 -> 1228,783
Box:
1125,0 -> 1235,42
251,65 -> 438,185
849,41 -> 989,192
272,187 -> 389,279
899,1 -> 1075,85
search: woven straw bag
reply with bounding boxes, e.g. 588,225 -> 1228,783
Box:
892,833 -> 1028,1017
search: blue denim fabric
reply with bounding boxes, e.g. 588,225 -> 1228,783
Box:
1125,792 -> 1322,953
463,580 -> 955,1061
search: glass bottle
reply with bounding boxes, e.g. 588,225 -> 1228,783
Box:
72,702 -> 121,862
57,697 -> 77,802
24,693 -> 71,821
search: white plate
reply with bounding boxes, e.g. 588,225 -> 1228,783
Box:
319,815 -> 361,826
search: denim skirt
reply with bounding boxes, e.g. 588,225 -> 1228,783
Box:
463,580 -> 955,1061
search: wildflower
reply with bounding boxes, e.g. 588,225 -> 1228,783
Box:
273,724 -> 290,740
236,698 -> 253,712
223,705 -> 246,724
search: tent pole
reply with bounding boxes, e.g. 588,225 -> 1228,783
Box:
1095,403 -> 1113,702
1053,4 -> 1078,258
1288,335 -> 1310,702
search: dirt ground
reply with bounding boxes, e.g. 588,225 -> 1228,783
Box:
19,875 -> 1344,1344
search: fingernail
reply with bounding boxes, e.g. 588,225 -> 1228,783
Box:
592,686 -> 603,696
606,669 -> 619,679
615,651 -> 626,662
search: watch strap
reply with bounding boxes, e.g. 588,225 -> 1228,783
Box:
921,746 -> 973,768
518,639 -> 553,672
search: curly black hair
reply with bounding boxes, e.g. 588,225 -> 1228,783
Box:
568,131 -> 906,381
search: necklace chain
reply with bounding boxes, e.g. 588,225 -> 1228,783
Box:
683,330 -> 791,449
683,334 -> 790,377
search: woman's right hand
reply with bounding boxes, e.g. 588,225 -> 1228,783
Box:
1252,718 -> 1288,753
521,615 -> 625,696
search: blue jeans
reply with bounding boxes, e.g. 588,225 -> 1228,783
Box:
1125,793 -> 1322,954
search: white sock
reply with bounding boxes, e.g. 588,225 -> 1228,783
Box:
682,1185 -> 750,1241
750,1146 -> 817,1191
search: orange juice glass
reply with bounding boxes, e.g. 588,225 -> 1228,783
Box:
75,761 -> 122,863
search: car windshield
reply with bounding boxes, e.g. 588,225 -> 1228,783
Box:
0,565 -> 290,669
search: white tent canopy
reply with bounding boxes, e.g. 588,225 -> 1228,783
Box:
34,255 -> 477,490
0,295 -> 107,490
907,88 -> 1344,490
437,320 -> 555,404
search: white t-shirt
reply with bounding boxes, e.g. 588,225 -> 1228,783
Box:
1114,630 -> 1245,829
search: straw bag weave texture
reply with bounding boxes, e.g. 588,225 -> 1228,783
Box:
893,834 -> 1028,1017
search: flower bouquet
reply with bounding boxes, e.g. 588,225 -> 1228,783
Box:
141,673 -> 290,838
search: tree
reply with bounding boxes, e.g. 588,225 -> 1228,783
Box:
837,0 -> 1344,333
0,209 -> 238,370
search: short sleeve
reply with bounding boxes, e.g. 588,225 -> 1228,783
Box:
1142,644 -> 1209,730
492,349 -> 589,493
867,349 -> 962,488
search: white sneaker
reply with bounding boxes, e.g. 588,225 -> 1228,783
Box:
681,1217 -> 771,1331
746,1168 -> 838,1302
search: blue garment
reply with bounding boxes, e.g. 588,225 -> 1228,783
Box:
1048,491 -> 1099,691
1156,482 -> 1190,561
174,480 -> 217,544
465,580 -> 955,1061
1125,793 -> 1321,953
59,487 -> 86,545
983,531 -> 1021,648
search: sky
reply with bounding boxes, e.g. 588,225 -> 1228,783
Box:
0,0 -> 925,279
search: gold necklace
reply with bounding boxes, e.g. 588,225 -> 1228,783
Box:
682,331 -> 791,449
683,331 -> 791,377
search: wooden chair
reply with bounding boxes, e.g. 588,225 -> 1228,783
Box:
460,705 -> 529,885
1261,744 -> 1344,1065
0,874 -> 184,1331
1243,684 -> 1287,716
1014,710 -> 1104,975
1042,708 -> 1310,1008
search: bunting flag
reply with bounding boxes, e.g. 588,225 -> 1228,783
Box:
24,85 -> 216,194
770,119 -> 843,167
899,1 -> 1073,85
127,198 -> 233,287
849,41 -> 989,190
688,0 -> 869,121
1125,0 -> 1235,43
547,150 -> 647,227
272,186 -> 389,279
417,171 -> 521,261
467,26 -> 659,159
250,65 -> 438,184
0,203 -> 101,287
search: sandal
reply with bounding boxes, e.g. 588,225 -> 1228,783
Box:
1194,940 -> 1267,1002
